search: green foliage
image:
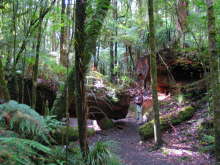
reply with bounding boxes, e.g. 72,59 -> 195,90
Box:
198,119 -> 215,153
39,53 -> 67,80
87,141 -> 121,165
52,126 -> 95,144
97,117 -> 114,130
0,137 -> 51,165
44,115 -> 65,132
0,100 -> 120,165
0,100 -> 49,143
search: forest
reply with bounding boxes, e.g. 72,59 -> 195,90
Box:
0,0 -> 220,164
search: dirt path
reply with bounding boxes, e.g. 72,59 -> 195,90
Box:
89,109 -> 213,165
89,115 -> 176,165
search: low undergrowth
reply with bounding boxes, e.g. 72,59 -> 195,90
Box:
0,101 -> 121,165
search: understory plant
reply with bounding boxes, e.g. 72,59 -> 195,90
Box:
0,101 -> 121,165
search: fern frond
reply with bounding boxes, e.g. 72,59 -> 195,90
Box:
0,101 -> 49,142
0,137 -> 51,165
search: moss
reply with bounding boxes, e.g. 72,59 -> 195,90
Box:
178,106 -> 195,120
52,126 -> 95,144
139,106 -> 195,140
97,117 -> 114,130
128,103 -> 137,112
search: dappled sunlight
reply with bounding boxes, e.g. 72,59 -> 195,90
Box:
161,147 -> 209,159
69,118 -> 101,131
158,92 -> 171,101
88,120 -> 101,131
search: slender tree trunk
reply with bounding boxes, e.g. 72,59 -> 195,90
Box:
74,0 -> 88,157
114,0 -> 118,66
12,0 -> 19,101
148,0 -> 162,147
125,46 -> 130,74
0,58 -> 10,101
92,41 -> 97,71
110,40 -> 114,82
206,0 -> 220,163
128,45 -> 135,71
60,0 -> 68,67
32,19 -> 43,109
95,41 -> 100,70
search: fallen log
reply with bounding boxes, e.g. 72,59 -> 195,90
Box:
139,106 -> 196,140
7,73 -> 130,121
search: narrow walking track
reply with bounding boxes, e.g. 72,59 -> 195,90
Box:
89,115 -> 176,165
89,108 -> 213,165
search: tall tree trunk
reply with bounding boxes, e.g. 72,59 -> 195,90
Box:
52,0 -> 111,119
92,41 -> 97,71
11,0 -> 19,101
148,0 -> 162,147
95,41 -> 100,70
128,45 -> 135,71
0,58 -> 10,101
32,19 -> 43,109
60,0 -> 68,67
74,0 -> 88,156
110,40 -> 114,82
114,0 -> 118,66
206,0 -> 220,163
176,0 -> 188,33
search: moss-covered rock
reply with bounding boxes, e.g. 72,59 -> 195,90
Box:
139,106 -> 195,140
52,126 -> 95,144
97,117 -> 114,130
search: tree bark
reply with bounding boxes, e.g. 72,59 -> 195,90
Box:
114,0 -> 118,67
52,0 -> 111,119
148,0 -> 162,147
206,0 -> 220,163
110,40 -> 114,82
75,0 -> 88,156
60,0 -> 68,67
32,18 -> 43,109
0,58 -> 10,101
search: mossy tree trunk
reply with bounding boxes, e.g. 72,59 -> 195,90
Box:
0,58 -> 10,101
60,0 -> 68,67
92,41 -> 97,70
32,19 -> 43,109
74,0 -> 89,156
52,0 -> 111,119
148,0 -> 162,147
11,0 -> 19,101
114,0 -> 118,78
110,40 -> 114,82
206,0 -> 220,163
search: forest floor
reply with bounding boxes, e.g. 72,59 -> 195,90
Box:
88,94 -> 214,165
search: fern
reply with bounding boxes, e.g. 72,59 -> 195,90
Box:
87,141 -> 121,165
0,137 -> 52,165
0,101 -> 49,143
44,115 -> 65,132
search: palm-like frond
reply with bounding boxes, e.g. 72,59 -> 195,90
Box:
0,101 -> 49,142
0,137 -> 51,165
